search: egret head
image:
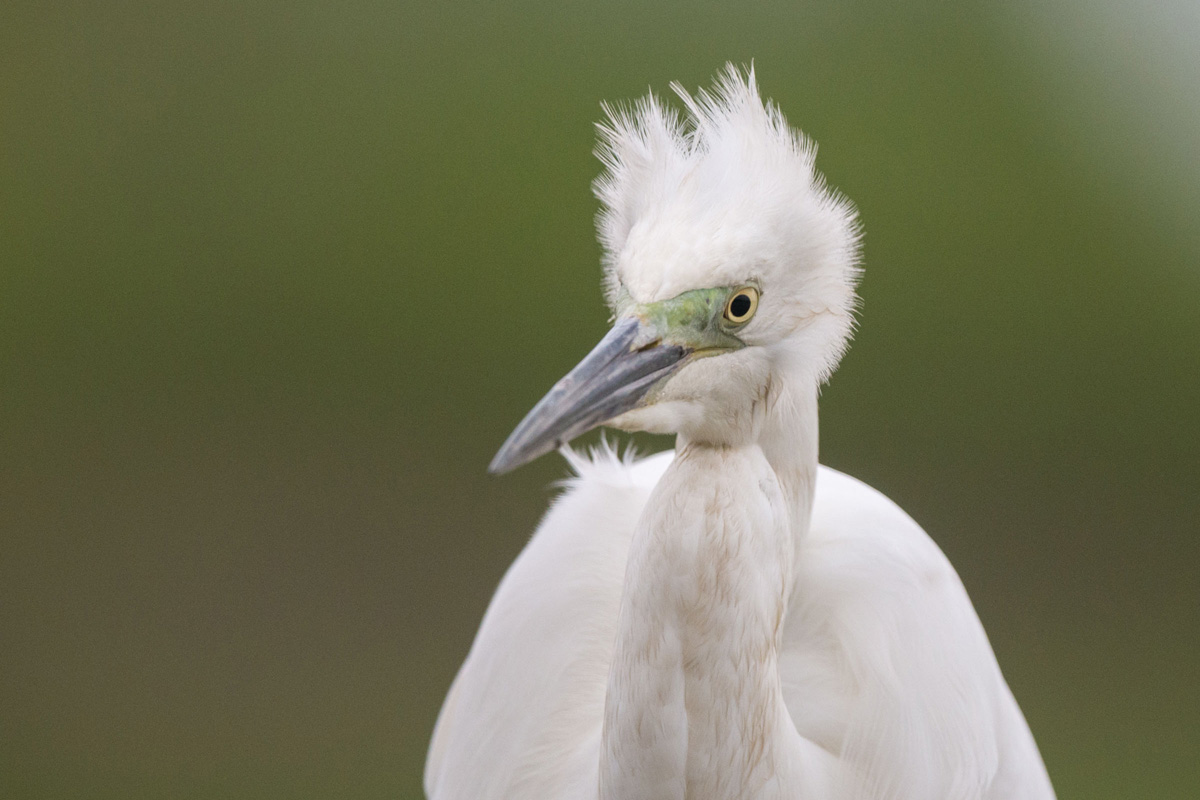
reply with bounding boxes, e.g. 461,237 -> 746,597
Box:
490,65 -> 860,474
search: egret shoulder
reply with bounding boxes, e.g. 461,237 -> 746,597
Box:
782,467 -> 1053,798
425,446 -> 668,800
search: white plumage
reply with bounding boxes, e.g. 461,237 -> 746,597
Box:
427,65 -> 1054,799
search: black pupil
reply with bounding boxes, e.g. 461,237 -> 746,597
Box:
729,293 -> 752,318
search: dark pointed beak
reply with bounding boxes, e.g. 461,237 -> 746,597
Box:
488,317 -> 689,474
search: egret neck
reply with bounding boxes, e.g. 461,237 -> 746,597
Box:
598,377 -> 818,799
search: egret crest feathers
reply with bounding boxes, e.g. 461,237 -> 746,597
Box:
592,64 -> 862,382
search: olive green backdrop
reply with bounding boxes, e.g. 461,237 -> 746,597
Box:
2,1 -> 1197,798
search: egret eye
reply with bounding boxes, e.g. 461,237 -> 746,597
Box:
723,287 -> 759,324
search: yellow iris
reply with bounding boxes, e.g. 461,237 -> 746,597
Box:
723,287 -> 759,324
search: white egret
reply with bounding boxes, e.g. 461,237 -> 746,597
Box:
426,65 -> 1055,800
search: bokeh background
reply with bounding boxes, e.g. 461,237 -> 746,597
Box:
3,1 -> 1198,797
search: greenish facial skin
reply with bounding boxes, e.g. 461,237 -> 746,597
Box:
614,284 -> 754,356
489,283 -> 757,474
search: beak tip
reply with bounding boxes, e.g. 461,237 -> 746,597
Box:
489,434 -> 562,475
487,442 -> 537,476
487,452 -> 514,476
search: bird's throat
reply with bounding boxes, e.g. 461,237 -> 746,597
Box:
598,443 -> 805,800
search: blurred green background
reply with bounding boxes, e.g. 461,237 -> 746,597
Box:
2,1 -> 1197,797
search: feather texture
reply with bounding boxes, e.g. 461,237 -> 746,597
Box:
593,65 -> 860,383
426,452 -> 1054,799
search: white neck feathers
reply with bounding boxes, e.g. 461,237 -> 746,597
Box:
600,380 -> 817,798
